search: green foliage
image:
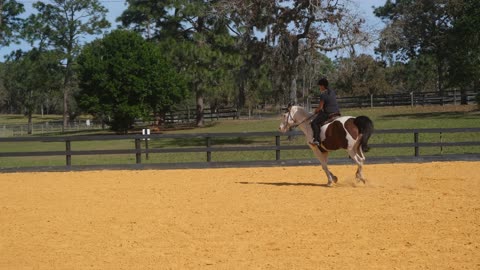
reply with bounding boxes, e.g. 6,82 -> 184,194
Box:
118,0 -> 170,36
446,0 -> 480,90
404,55 -> 438,92
374,0 -> 480,98
333,54 -> 391,95
24,0 -> 110,54
0,63 -> 7,112
77,30 -> 188,133
0,0 -> 25,47
121,0 -> 242,126
3,49 -> 63,115
374,0 -> 452,59
22,0 -> 111,128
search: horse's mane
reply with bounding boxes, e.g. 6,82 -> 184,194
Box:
292,105 -> 312,119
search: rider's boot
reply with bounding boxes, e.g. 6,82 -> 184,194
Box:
309,122 -> 320,146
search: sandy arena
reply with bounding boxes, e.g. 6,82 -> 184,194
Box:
0,161 -> 479,269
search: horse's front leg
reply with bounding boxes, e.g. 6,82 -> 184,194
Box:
310,146 -> 337,186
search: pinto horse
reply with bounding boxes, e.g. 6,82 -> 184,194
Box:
279,105 -> 374,186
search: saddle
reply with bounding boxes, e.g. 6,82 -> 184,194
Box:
309,112 -> 341,150
315,113 -> 341,152
323,112 -> 341,126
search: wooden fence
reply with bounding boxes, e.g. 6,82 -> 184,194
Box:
310,90 -> 478,109
163,107 -> 238,124
0,128 -> 479,172
161,90 -> 477,124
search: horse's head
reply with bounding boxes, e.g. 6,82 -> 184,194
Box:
279,104 -> 296,133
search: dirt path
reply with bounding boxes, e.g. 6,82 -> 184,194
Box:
1,162 -> 479,269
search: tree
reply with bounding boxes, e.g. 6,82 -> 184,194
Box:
219,0 -> 373,105
77,30 -> 188,133
284,49 -> 334,107
214,1 -> 273,111
0,62 -> 8,112
23,0 -> 110,131
446,0 -> 480,104
0,0 -> 24,48
374,0 -> 454,94
120,0 -> 242,127
3,49 -> 63,134
375,0 -> 480,103
333,54 -> 390,96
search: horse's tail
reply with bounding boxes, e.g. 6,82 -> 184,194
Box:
354,116 -> 374,152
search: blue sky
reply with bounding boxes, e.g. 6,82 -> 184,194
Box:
0,0 -> 386,58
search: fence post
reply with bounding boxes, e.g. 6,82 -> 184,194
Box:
206,137 -> 212,162
145,137 -> 149,160
414,131 -> 419,157
410,92 -> 414,107
66,140 -> 72,167
440,132 -> 443,155
142,129 -> 150,160
275,135 -> 281,160
135,138 -> 142,164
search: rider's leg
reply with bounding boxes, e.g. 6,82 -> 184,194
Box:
310,117 -> 321,145
310,113 -> 328,144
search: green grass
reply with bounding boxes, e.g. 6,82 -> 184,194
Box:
0,105 -> 479,168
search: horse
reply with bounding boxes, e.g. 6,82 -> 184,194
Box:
279,104 -> 374,186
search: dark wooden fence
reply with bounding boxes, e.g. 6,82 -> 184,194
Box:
161,90 -> 477,124
163,107 -> 238,124
311,90 -> 477,109
1,128 -> 479,172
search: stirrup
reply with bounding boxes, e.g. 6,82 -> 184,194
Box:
309,140 -> 320,146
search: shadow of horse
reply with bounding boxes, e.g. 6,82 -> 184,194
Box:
237,181 -> 330,187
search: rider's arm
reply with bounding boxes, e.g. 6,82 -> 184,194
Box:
315,100 -> 324,113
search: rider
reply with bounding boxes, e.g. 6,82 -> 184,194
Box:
310,78 -> 341,146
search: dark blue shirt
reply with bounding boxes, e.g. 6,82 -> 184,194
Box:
319,88 -> 340,114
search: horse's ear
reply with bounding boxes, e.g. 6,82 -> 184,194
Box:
286,103 -> 292,112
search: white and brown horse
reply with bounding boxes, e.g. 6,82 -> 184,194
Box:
279,105 -> 374,186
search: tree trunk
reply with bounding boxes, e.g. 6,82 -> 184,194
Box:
237,68 -> 246,109
460,86 -> 468,105
62,52 -> 73,133
196,89 -> 204,127
290,73 -> 298,105
0,3 -> 3,29
27,112 -> 33,135
63,87 -> 68,132
288,37 -> 300,105
437,58 -> 444,96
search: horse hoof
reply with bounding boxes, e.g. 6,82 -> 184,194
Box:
332,176 -> 338,183
356,178 -> 366,184
327,182 -> 333,187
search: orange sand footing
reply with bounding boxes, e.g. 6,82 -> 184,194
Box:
0,162 -> 479,269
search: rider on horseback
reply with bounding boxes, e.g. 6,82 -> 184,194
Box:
310,78 -> 341,146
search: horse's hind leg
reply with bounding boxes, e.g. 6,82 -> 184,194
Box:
348,149 -> 366,184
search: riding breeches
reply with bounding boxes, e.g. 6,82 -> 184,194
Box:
311,112 -> 329,141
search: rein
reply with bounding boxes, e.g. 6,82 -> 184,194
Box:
288,111 -> 317,129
